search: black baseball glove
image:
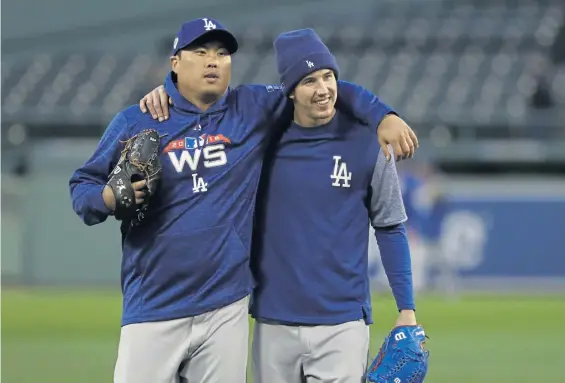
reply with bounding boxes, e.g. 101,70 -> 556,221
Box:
107,129 -> 162,221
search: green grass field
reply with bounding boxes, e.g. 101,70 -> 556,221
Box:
2,289 -> 564,383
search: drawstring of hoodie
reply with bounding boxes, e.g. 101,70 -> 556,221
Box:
195,114 -> 201,131
192,114 -> 214,131
201,113 -> 218,130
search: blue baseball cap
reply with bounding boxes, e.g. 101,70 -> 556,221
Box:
171,18 -> 239,56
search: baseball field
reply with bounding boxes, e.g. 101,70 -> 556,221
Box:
2,289 -> 564,383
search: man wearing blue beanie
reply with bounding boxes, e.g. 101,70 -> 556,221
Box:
274,28 -> 342,126
275,28 -> 341,96
249,28 -> 423,383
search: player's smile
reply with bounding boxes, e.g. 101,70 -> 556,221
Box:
312,94 -> 334,111
314,97 -> 331,106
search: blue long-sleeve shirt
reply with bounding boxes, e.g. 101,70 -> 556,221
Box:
250,110 -> 414,326
69,72 -> 395,326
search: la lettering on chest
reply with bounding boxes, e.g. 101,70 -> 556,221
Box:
330,155 -> 352,188
163,133 -> 233,194
167,145 -> 226,193
283,155 -> 354,190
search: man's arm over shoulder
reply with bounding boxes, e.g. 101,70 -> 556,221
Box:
336,80 -> 396,129
236,81 -> 396,129
233,84 -> 293,124
69,111 -> 130,226
137,81 -> 417,159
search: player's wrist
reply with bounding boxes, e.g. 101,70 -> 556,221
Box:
396,309 -> 417,326
102,185 -> 116,212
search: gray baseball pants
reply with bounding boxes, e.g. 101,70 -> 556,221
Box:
252,318 -> 370,383
113,295 -> 249,383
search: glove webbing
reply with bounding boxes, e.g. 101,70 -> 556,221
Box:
119,130 -> 165,184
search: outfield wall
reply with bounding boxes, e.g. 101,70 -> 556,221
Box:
369,178 -> 565,294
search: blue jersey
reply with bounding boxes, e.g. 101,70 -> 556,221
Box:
250,110 -> 407,325
69,73 -> 394,326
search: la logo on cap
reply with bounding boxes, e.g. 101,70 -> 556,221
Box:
202,18 -> 217,31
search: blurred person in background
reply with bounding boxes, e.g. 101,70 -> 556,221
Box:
396,159 -> 447,292
71,17 -> 419,383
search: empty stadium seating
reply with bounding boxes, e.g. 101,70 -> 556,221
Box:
2,0 -> 564,137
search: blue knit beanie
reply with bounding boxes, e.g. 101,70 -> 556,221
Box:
274,28 -> 340,96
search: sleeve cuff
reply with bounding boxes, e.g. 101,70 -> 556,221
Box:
372,105 -> 397,131
92,184 -> 112,216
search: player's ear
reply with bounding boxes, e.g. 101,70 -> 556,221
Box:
170,54 -> 180,73
289,90 -> 295,100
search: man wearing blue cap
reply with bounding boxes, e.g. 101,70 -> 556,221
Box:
248,29 -> 425,383
70,17 -> 419,383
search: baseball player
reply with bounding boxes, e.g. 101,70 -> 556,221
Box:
248,29 -> 427,383
70,18 -> 418,383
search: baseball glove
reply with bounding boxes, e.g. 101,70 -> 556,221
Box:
367,325 -> 429,383
107,129 -> 162,221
